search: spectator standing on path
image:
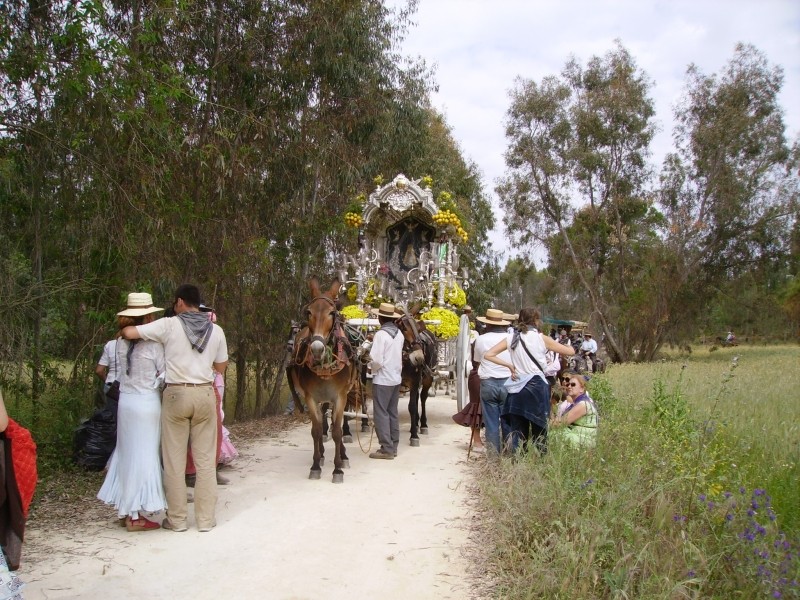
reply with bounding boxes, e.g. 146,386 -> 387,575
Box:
122,284 -> 228,533
97,293 -> 166,532
484,308 -> 575,454
473,309 -> 512,456
185,304 -> 233,487
367,302 -> 404,460
95,339 -> 121,399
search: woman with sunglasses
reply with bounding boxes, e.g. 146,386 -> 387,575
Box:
551,374 -> 599,448
552,373 -> 575,418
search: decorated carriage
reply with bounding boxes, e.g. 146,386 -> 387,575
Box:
338,174 -> 473,410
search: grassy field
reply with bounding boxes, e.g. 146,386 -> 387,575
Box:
477,344 -> 800,599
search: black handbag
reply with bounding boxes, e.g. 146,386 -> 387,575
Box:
105,379 -> 120,402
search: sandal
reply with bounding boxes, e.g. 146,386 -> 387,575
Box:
126,516 -> 161,532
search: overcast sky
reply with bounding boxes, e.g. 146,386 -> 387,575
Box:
389,0 -> 800,263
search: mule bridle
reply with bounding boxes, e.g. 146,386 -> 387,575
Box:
294,295 -> 353,378
303,295 -> 341,347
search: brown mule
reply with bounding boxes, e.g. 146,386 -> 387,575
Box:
396,310 -> 437,447
288,278 -> 356,483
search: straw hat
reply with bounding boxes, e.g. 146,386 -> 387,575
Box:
116,293 -> 164,317
502,312 -> 519,321
475,308 -> 511,326
370,302 -> 402,318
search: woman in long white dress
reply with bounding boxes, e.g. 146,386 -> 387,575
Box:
97,293 -> 167,531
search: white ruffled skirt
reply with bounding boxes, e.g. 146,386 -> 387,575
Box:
97,390 -> 167,519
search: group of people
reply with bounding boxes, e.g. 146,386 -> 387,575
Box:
455,307 -> 600,456
95,285 -> 229,533
555,328 -> 599,372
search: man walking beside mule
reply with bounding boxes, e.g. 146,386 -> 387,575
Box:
368,303 -> 404,460
123,284 -> 228,532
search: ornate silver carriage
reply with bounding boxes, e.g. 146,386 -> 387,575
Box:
338,174 -> 473,409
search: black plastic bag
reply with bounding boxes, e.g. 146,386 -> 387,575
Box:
73,401 -> 117,471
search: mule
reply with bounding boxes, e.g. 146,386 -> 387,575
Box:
286,320 -> 370,441
396,311 -> 437,447
288,278 -> 356,483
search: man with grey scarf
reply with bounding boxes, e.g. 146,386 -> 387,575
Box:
122,284 -> 228,532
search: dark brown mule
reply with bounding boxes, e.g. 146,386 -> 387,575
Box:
396,310 -> 437,447
288,278 -> 356,482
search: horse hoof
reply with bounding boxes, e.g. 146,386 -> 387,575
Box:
309,470 -> 321,480
343,435 -> 353,443
342,459 -> 350,468
420,427 -> 428,434
361,425 -> 370,433
410,438 -> 420,447
323,435 -> 329,443
332,472 -> 344,484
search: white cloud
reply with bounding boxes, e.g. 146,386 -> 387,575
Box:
389,0 -> 800,263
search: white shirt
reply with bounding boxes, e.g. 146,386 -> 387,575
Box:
97,339 -> 121,383
475,331 -> 511,379
506,329 -> 548,380
136,316 -> 228,384
581,338 -> 598,353
115,339 -> 166,394
369,324 -> 404,386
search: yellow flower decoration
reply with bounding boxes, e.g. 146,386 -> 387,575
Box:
420,307 -> 460,339
341,305 -> 368,320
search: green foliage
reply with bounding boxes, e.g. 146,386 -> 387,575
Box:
0,0 -> 501,424
479,345 -> 800,598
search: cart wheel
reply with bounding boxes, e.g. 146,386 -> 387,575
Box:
455,315 -> 471,411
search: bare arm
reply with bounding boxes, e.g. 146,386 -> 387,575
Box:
554,400 -> 588,426
484,339 -> 518,379
94,364 -> 109,381
543,335 -> 575,356
121,326 -> 142,340
213,361 -> 228,375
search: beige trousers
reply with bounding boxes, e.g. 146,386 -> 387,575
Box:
161,386 -> 218,529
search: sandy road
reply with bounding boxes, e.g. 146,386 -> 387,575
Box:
21,392 -> 482,600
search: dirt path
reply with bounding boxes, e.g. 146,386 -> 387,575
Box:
21,393 -> 483,600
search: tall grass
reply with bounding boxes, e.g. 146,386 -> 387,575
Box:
478,345 -> 800,599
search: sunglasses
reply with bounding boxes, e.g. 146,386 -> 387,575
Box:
568,382 -> 580,387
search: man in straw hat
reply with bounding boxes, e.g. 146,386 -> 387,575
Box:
367,302 -> 404,459
473,309 -> 512,456
122,284 -> 228,532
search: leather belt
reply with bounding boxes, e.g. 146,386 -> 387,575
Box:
165,382 -> 213,387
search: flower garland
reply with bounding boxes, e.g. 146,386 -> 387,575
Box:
419,307 -> 460,339
340,305 -> 368,320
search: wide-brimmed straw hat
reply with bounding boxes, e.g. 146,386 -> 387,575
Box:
502,312 -> 519,321
476,308 -> 510,326
117,293 -> 164,317
370,302 -> 402,318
